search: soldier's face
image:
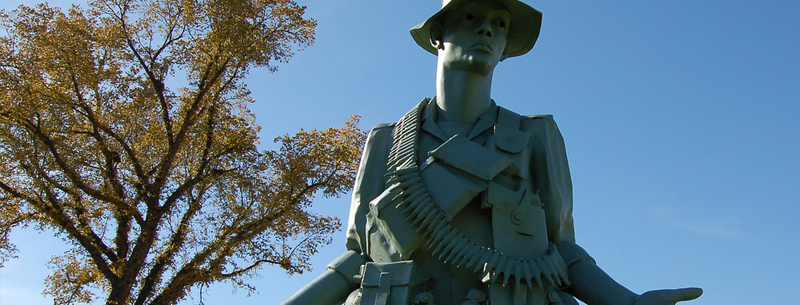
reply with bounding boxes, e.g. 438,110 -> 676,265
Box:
437,1 -> 510,75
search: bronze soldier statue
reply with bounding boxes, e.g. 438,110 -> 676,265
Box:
283,1 -> 703,304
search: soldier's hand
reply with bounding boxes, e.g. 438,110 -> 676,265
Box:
633,288 -> 703,305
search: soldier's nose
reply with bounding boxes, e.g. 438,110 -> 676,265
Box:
476,21 -> 493,37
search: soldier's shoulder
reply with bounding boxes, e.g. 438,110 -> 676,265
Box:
365,123 -> 396,143
497,106 -> 554,122
523,114 -> 555,121
372,122 -> 396,130
521,114 -> 557,128
519,114 -> 562,137
369,123 -> 395,134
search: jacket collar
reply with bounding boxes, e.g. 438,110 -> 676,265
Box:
421,97 -> 499,142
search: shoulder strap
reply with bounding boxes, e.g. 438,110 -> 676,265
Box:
496,106 -> 522,130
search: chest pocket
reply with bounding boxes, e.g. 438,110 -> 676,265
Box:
494,124 -> 529,154
492,107 -> 531,178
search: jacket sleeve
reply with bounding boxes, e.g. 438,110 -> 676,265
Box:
525,115 -> 576,245
283,124 -> 396,305
344,123 -> 395,256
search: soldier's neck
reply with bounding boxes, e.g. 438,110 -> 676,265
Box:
435,66 -> 493,125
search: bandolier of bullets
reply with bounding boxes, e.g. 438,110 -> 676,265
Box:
384,100 -> 570,290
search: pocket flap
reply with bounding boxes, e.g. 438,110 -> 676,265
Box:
494,124 -> 530,154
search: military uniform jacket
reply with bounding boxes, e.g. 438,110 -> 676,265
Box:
344,99 -> 577,305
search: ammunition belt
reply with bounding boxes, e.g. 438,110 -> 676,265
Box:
384,99 -> 570,290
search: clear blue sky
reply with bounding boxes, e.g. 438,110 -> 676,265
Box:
1,1 -> 799,304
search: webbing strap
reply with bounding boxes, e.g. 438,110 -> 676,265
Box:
497,106 -> 522,130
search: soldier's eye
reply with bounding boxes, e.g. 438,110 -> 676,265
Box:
465,13 -> 475,20
499,20 -> 507,28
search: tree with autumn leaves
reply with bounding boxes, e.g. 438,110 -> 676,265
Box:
0,0 -> 364,304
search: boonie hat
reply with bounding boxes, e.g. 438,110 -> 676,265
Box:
409,0 -> 542,58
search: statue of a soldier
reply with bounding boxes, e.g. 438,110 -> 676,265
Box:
283,0 -> 703,304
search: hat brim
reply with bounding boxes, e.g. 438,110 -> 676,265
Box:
409,0 -> 542,58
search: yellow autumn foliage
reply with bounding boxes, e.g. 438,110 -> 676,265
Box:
0,1 -> 364,304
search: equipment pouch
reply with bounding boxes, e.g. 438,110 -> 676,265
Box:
359,261 -> 432,305
369,184 -> 423,261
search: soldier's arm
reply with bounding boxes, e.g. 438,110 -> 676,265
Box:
282,124 -> 394,305
282,251 -> 366,305
566,257 -> 702,305
527,116 -> 701,305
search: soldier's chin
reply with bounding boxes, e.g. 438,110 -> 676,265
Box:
444,58 -> 496,75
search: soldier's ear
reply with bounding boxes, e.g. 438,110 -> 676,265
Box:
430,22 -> 444,50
